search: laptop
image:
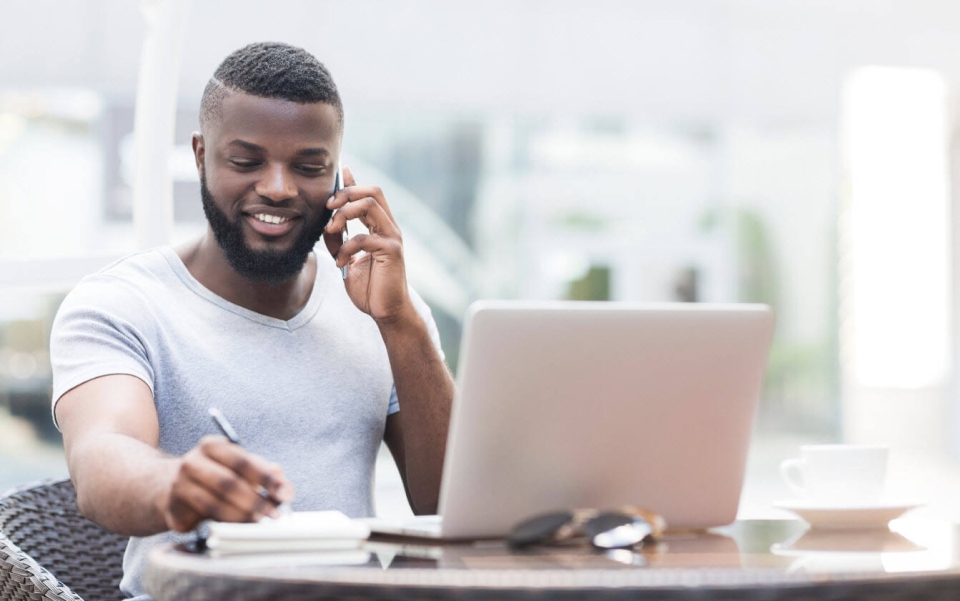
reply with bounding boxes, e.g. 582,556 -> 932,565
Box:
364,301 -> 775,539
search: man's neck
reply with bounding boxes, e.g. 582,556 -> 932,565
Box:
176,233 -> 317,322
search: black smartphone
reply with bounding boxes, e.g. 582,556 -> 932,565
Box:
333,165 -> 347,279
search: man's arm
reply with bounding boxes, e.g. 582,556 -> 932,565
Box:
381,306 -> 454,515
57,374 -> 294,536
323,166 -> 454,515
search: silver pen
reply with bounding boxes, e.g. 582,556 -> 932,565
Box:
208,407 -> 292,516
341,224 -> 349,280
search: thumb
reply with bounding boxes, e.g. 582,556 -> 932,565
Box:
323,228 -> 342,260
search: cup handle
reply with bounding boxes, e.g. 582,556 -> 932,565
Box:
779,458 -> 806,496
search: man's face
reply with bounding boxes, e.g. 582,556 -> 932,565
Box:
194,92 -> 341,284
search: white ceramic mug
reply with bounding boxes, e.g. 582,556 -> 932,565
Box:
779,444 -> 889,504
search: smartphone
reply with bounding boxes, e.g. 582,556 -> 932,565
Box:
333,164 -> 348,279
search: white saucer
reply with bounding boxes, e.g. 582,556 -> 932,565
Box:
773,498 -> 927,529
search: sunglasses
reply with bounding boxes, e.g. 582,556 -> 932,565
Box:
507,506 -> 666,550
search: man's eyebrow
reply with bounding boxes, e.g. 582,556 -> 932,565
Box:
225,140 -> 329,158
227,139 -> 266,153
295,147 -> 329,157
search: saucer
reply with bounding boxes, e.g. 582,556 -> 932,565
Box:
772,498 -> 927,529
772,527 -> 925,553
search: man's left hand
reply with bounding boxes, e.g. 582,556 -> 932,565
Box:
323,166 -> 413,323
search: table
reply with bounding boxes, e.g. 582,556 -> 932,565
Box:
145,519 -> 960,600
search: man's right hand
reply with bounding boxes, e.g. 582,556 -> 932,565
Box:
160,435 -> 295,532
57,375 -> 298,537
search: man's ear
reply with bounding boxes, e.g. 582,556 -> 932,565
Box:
191,132 -> 205,178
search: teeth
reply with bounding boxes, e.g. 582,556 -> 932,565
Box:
254,213 -> 288,224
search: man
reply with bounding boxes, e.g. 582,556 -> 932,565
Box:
50,42 -> 454,600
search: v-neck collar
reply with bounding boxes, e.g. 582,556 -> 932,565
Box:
159,246 -> 326,332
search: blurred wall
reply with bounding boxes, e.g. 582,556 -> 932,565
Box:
4,0 -> 960,122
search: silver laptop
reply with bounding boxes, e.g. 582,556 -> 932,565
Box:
364,301 -> 774,539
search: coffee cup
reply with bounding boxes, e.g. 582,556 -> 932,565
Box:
779,444 -> 889,505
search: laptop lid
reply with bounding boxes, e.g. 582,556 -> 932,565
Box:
436,301 -> 774,538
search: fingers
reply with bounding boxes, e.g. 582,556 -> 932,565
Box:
332,233 -> 403,270
342,165 -> 357,187
167,472 -> 265,532
200,436 -> 290,502
327,167 -> 399,233
342,166 -> 396,222
322,227 -> 343,261
164,436 -> 295,531
324,194 -> 399,240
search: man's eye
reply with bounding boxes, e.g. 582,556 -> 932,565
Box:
297,165 -> 324,175
229,159 -> 260,169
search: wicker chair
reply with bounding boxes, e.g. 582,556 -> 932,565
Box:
0,478 -> 128,601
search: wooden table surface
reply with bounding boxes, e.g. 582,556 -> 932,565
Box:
145,519 -> 960,600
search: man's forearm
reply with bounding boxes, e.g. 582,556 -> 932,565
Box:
68,432 -> 178,536
379,307 -> 454,514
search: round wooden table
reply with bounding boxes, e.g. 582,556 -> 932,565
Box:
145,519 -> 960,600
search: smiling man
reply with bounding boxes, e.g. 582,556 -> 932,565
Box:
50,42 -> 454,600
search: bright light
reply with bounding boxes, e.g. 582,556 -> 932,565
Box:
841,66 -> 951,388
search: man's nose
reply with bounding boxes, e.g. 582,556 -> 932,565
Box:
255,164 -> 296,202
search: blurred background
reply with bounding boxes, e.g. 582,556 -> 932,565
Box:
2,0 -> 960,520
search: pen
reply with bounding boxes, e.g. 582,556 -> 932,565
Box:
208,407 -> 291,516
209,407 -> 241,445
341,223 -> 349,280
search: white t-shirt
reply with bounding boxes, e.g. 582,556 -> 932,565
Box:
50,245 -> 443,600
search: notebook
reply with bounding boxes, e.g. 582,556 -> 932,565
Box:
363,301 -> 775,539
201,510 -> 370,556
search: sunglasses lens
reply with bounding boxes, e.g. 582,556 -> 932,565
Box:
590,518 -> 654,550
582,513 -> 634,539
508,511 -> 574,548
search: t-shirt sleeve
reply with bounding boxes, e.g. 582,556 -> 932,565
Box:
49,276 -> 155,429
387,286 -> 446,415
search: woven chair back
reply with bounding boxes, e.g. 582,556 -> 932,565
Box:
0,478 -> 127,601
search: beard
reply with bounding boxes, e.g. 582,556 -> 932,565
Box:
200,174 -> 332,285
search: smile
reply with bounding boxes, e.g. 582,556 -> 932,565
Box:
254,213 -> 290,224
244,212 -> 298,238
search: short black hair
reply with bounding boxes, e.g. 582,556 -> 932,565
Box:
199,42 -> 343,132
